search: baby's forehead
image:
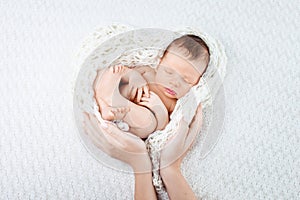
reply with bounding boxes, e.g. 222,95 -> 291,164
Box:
164,51 -> 203,72
166,46 -> 189,57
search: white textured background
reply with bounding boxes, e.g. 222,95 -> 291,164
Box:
0,0 -> 299,199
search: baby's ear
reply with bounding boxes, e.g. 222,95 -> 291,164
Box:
158,56 -> 163,63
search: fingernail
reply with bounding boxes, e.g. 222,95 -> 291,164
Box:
101,123 -> 108,129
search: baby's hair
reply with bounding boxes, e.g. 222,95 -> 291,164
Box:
164,34 -> 210,75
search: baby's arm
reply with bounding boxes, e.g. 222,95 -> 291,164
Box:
116,65 -> 150,102
151,104 -> 169,130
120,66 -> 145,84
138,91 -> 169,130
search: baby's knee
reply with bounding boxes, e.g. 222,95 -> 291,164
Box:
129,109 -> 157,138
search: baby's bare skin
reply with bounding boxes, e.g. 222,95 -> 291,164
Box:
94,66 -> 165,138
94,51 -> 203,138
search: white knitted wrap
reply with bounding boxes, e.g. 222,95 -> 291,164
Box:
72,23 -> 227,199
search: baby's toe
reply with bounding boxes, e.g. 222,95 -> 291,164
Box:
119,107 -> 129,113
110,108 -> 117,113
118,65 -> 123,72
124,107 -> 130,112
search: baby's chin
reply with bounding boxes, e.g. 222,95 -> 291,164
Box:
167,91 -> 183,100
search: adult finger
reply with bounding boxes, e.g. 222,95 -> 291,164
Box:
183,127 -> 199,151
83,112 -> 90,122
163,118 -> 189,150
184,105 -> 203,150
83,112 -> 96,133
105,121 -> 140,141
160,119 -> 189,167
93,69 -> 105,91
189,104 -> 203,132
101,122 -> 144,151
101,124 -> 127,149
89,113 -> 106,131
86,115 -> 127,155
86,113 -> 113,146
82,121 -> 90,135
84,118 -> 110,151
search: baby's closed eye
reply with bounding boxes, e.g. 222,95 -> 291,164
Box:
164,69 -> 173,74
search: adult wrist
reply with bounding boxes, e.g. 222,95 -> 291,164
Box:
160,163 -> 181,180
132,155 -> 152,173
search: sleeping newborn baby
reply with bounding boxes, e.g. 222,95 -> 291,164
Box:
94,34 -> 210,139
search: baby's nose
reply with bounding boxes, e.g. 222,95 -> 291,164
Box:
170,79 -> 180,87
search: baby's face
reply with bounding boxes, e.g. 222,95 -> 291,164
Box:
155,51 -> 201,99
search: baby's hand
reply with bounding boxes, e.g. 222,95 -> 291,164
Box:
137,91 -> 165,111
128,72 -> 149,103
138,91 -> 169,130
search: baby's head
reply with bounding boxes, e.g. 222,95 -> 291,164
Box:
155,34 -> 210,99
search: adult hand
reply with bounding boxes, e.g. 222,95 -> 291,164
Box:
82,112 -> 152,173
159,104 -> 203,200
160,104 -> 203,170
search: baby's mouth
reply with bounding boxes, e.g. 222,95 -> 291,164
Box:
165,87 -> 176,96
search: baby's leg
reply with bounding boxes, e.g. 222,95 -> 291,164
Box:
119,84 -> 158,138
94,67 -> 130,121
96,97 -> 130,121
94,67 -> 157,138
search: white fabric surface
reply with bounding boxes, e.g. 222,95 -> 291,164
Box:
72,24 -> 227,199
0,0 -> 299,199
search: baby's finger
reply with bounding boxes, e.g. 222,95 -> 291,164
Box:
136,88 -> 143,103
137,101 -> 147,107
130,87 -> 137,101
143,85 -> 150,98
140,97 -> 149,102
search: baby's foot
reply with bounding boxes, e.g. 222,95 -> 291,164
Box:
94,65 -> 128,106
111,65 -> 128,74
97,97 -> 130,121
110,107 -> 131,120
